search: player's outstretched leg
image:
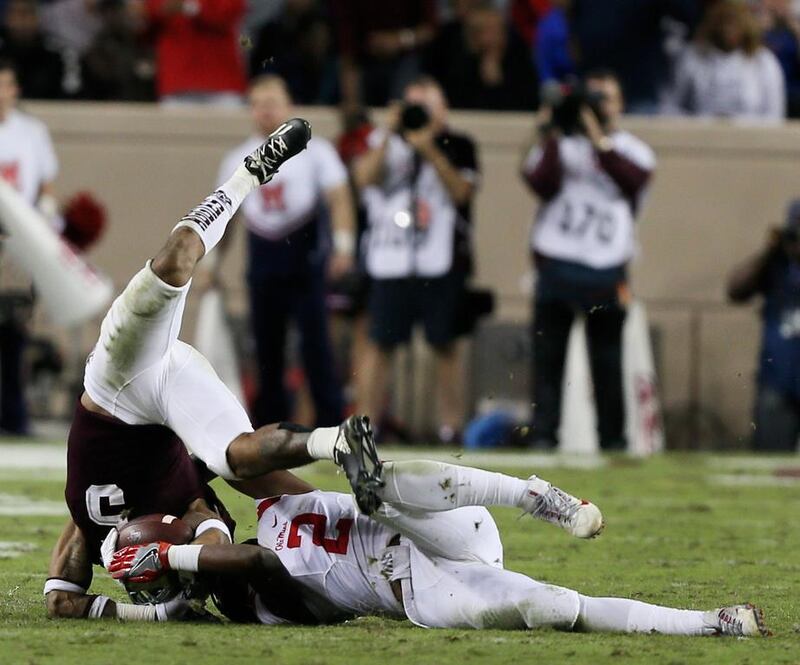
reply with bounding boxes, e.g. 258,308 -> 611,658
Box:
574,596 -> 768,637
225,414 -> 383,486
419,562 -> 768,637
377,460 -> 603,538
154,118 -> 312,287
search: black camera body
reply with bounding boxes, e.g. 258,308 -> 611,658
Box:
542,79 -> 607,136
400,103 -> 430,132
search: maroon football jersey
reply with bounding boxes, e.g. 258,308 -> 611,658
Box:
65,400 -> 205,564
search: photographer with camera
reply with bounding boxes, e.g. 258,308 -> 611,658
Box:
520,69 -> 656,451
728,200 -> 800,452
352,75 -> 479,444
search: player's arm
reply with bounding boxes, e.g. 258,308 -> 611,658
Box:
110,541 -> 291,589
228,470 -> 315,499
45,519 -> 99,619
181,497 -> 234,546
46,520 -> 190,621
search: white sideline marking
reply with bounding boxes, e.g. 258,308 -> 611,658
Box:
376,447 -> 607,470
0,444 -> 65,470
707,456 -> 799,471
709,474 -> 800,487
0,442 -> 607,477
0,494 -> 68,516
0,541 -> 37,559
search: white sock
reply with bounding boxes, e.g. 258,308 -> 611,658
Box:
379,461 -> 528,511
172,164 -> 258,254
576,595 -> 711,635
307,426 -> 340,460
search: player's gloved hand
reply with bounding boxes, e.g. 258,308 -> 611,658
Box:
155,592 -> 190,622
99,527 -> 119,570
109,542 -> 171,583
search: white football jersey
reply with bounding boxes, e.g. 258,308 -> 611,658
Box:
217,135 -> 347,241
524,131 -> 655,269
0,109 -> 58,205
254,490 -> 404,624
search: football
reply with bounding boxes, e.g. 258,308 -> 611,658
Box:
116,514 -> 194,548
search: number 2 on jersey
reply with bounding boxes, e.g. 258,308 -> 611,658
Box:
287,513 -> 353,555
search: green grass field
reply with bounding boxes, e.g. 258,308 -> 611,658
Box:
1,446 -> 798,665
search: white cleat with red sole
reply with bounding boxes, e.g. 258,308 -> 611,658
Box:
521,475 -> 604,538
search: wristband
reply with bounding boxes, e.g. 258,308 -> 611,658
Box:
43,578 -> 86,596
195,518 -> 232,542
167,544 -> 203,572
116,602 -> 157,622
333,229 -> 356,256
87,595 -> 110,619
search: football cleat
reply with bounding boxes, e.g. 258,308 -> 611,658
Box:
520,475 -> 604,538
706,604 -> 769,637
244,118 -> 312,185
333,415 -> 384,515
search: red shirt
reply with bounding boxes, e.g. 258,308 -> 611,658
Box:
146,0 -> 247,98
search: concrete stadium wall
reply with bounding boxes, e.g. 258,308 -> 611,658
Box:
21,101 -> 800,444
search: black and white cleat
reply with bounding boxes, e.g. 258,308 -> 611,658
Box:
244,117 -> 312,185
334,415 -> 384,515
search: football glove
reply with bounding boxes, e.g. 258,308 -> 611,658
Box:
109,542 -> 172,584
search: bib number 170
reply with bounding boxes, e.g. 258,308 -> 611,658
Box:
559,200 -> 614,244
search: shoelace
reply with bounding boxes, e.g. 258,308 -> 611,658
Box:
718,609 -> 744,635
530,486 -> 580,525
256,136 -> 289,172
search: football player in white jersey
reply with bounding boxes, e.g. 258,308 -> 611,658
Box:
110,456 -> 766,638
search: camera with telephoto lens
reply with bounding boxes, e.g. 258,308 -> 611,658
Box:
541,78 -> 607,136
400,103 -> 430,132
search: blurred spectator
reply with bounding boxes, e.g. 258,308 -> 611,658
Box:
82,0 -> 155,101
0,0 -> 65,99
668,0 -> 785,120
0,58 -> 60,433
758,0 -> 800,117
211,76 -> 354,427
353,76 -> 479,443
248,0 -> 336,104
39,0 -> 102,55
727,201 -> 800,452
333,0 -> 438,109
520,70 -> 655,450
535,0 -> 576,83
509,0 -> 551,46
145,0 -> 246,106
427,3 -> 537,110
571,0 -> 700,114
